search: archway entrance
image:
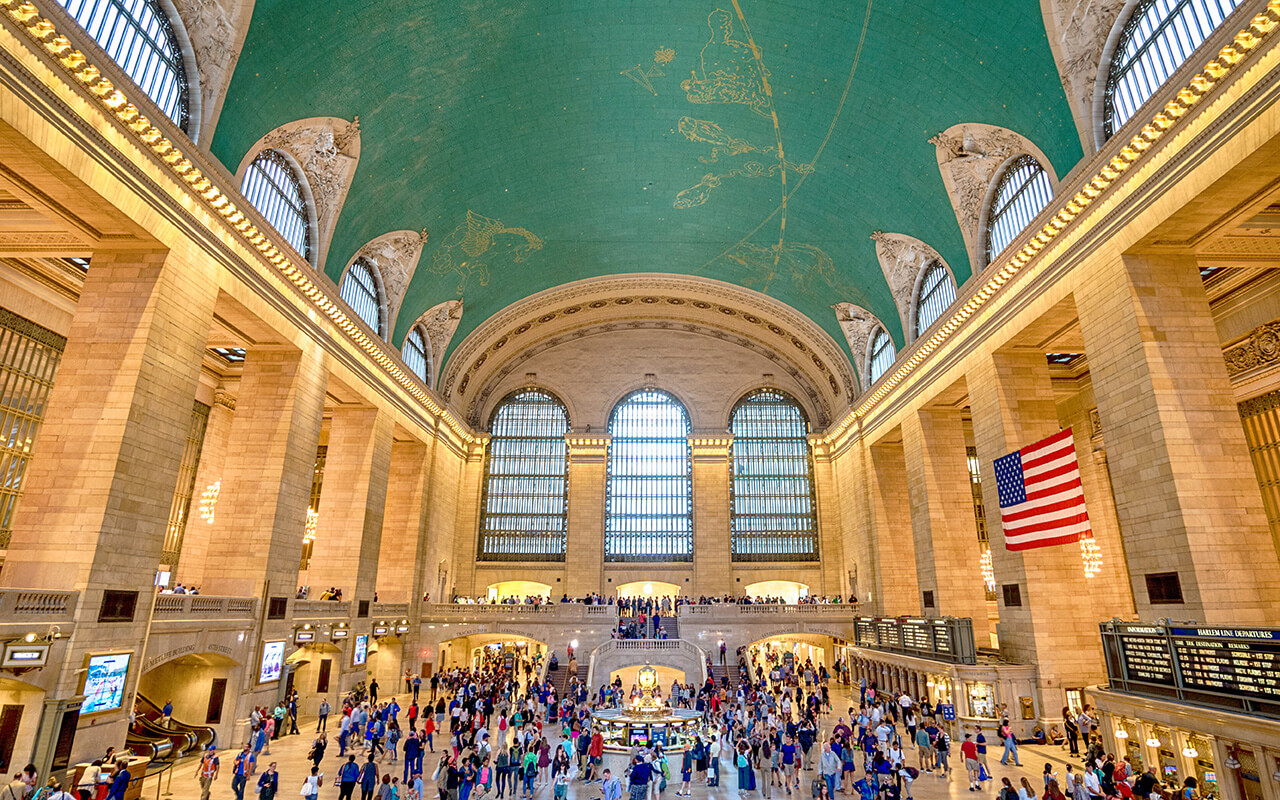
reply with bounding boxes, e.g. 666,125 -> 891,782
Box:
615,580 -> 681,599
743,580 -> 810,604
486,581 -> 552,602
137,652 -> 237,750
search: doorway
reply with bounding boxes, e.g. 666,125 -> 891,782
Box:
205,679 -> 227,724
0,705 -> 21,771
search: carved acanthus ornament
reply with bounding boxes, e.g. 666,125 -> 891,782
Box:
832,303 -> 882,391
869,231 -> 952,341
1043,0 -> 1126,150
351,229 -> 429,331
212,389 -> 237,411
257,117 -> 361,268
930,123 -> 1041,266
1224,321 -> 1280,376
412,300 -> 464,385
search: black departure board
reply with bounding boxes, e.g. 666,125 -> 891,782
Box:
1100,622 -> 1280,719
853,617 -> 976,664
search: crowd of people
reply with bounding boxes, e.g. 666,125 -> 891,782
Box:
442,593 -> 855,608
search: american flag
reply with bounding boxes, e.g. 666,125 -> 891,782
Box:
993,428 -> 1092,551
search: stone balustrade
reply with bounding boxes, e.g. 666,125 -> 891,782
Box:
372,602 -> 410,618
0,590 -> 77,622
152,594 -> 257,620
293,600 -> 352,620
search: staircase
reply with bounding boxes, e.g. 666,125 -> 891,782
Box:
616,614 -> 679,639
708,662 -> 740,687
546,664 -> 574,697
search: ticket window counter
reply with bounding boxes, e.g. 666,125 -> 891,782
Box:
1154,730 -> 1180,787
1189,738 -> 1218,800
1120,722 -> 1144,775
1230,749 -> 1264,800
966,683 -> 997,721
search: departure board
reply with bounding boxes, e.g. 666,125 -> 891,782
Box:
853,617 -> 976,664
1100,622 -> 1280,719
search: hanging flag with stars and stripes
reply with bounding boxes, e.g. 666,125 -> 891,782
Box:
992,428 -> 1092,551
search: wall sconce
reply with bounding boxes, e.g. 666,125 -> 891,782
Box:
1146,737 -> 1162,748
1114,726 -> 1129,739
1182,747 -> 1199,759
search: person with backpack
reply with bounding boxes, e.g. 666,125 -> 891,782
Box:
339,755 -> 362,800
196,745 -> 220,800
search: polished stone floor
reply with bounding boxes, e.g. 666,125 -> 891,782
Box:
149,687 -> 1084,800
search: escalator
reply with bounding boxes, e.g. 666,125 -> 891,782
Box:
131,694 -> 216,759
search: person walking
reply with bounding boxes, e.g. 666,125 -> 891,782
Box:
230,745 -> 251,800
318,699 -> 332,733
339,755 -> 362,800
197,745 -> 220,800
361,756 -> 381,800
256,763 -> 279,800
999,720 -> 1021,767
301,766 -> 323,800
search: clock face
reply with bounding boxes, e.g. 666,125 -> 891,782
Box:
638,666 -> 658,692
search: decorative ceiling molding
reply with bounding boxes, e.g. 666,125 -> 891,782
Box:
466,320 -> 831,428
869,231 -> 954,344
410,299 -> 463,388
349,228 -> 429,334
930,123 -> 1057,270
237,116 -> 360,272
832,303 -> 884,391
1041,0 -> 1127,155
170,0 -> 255,145
441,274 -> 855,420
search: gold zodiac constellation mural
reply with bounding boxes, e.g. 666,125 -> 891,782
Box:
674,117 -> 813,209
431,210 -> 544,294
622,47 -> 676,96
715,242 -> 837,295
682,9 -> 771,117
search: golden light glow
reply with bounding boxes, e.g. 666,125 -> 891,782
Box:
198,480 -> 220,525
304,508 -> 320,543
979,549 -> 995,592
1080,535 -> 1103,579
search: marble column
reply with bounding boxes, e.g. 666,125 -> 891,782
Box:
564,435 -> 609,597
0,246 -> 217,760
307,406 -> 395,605
173,387 -> 236,588
375,438 -> 434,604
1075,252 -> 1280,622
691,434 -> 732,595
866,437 -> 920,615
902,407 -> 990,624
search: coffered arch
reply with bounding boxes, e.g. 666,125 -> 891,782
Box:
442,275 -> 856,430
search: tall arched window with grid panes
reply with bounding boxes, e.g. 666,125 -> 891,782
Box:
867,327 -> 895,384
339,258 -> 385,337
914,262 -> 956,339
477,389 -> 571,561
729,389 -> 818,561
1103,0 -> 1244,139
53,0 -> 191,132
402,327 -> 430,385
605,389 -> 693,562
241,149 -> 312,263
985,154 -> 1053,264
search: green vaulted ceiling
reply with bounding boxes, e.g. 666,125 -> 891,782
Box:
211,1 -> 1083,367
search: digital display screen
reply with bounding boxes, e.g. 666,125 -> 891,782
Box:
259,641 -> 285,683
353,634 -> 368,666
629,726 -> 648,745
83,653 -> 131,714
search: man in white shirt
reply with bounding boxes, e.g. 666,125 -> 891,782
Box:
1083,767 -> 1104,800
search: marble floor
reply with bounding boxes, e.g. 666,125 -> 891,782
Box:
145,687 -> 1086,800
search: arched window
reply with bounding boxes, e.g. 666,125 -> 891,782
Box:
914,262 -> 956,338
478,389 -> 570,562
605,389 -> 693,562
241,149 -> 311,262
1104,0 -> 1243,138
867,327 -> 895,384
340,258 -> 384,336
54,0 -> 190,131
729,390 -> 818,561
985,154 -> 1053,263
403,327 -> 430,385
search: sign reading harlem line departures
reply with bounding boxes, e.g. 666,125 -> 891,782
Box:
1101,622 -> 1280,715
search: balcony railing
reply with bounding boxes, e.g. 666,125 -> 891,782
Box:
152,594 -> 257,620
0,590 -> 77,622
372,602 -> 410,618
680,603 -> 859,618
294,600 -> 352,619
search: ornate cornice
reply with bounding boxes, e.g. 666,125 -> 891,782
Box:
1225,321 -> 1280,376
212,388 -> 236,410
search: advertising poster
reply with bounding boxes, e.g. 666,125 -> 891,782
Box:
83,653 -> 131,714
259,640 -> 285,683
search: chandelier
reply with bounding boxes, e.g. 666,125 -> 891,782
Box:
198,481 -> 220,524
303,508 -> 320,542
979,550 -> 995,591
1080,535 -> 1103,578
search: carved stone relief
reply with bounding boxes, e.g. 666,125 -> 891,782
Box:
929,123 -> 1045,270
832,302 -> 883,391
1224,321 -> 1280,376
410,300 -> 464,387
170,0 -> 254,143
1042,0 -> 1126,151
350,229 -> 429,333
252,117 -> 361,270
869,231 -> 953,342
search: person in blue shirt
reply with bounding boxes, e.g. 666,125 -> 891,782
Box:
105,760 -> 131,800
338,755 -> 361,800
626,755 -> 651,800
161,700 -> 173,727
255,763 -> 278,800
231,745 -> 251,800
